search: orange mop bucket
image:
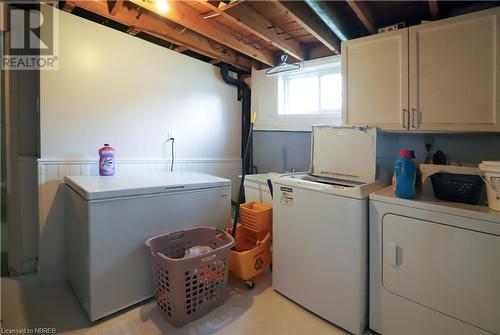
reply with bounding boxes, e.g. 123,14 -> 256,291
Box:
227,202 -> 273,289
239,202 -> 272,234
228,224 -> 272,289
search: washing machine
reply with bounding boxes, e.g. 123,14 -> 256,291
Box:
370,186 -> 500,335
272,126 -> 383,335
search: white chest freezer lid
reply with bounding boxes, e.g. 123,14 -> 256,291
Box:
64,172 -> 231,201
310,125 -> 377,184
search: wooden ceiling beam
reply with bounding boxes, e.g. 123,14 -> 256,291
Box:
68,1 -> 252,71
306,43 -> 335,60
62,0 -> 76,12
197,1 -> 306,61
175,45 -> 189,53
202,0 -> 244,18
207,1 -> 221,9
346,0 -> 376,34
108,0 -> 124,16
274,1 -> 341,54
217,0 -> 244,12
126,26 -> 141,35
129,0 -> 277,66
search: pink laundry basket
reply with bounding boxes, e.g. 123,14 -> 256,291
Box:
145,226 -> 235,327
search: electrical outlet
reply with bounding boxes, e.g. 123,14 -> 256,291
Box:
167,130 -> 175,140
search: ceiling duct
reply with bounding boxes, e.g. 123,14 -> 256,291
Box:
304,0 -> 348,41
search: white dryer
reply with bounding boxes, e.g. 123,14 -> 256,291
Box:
272,126 -> 383,335
370,186 -> 500,335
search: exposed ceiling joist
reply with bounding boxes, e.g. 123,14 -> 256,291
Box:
126,26 -> 141,35
306,43 -> 335,60
217,0 -> 244,12
175,45 -> 189,53
428,0 -> 440,20
67,1 -> 252,71
196,1 -> 306,61
129,0 -> 276,66
204,0 -> 244,16
346,0 -> 377,34
207,0 -> 221,9
62,0 -> 76,12
108,0 -> 124,16
274,1 -> 341,54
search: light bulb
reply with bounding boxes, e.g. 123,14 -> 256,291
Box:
155,0 -> 169,13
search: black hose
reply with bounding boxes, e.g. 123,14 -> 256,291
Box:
219,64 -> 252,173
267,179 -> 273,198
219,64 -> 253,237
231,121 -> 254,237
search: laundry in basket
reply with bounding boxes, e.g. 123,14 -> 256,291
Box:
184,245 -> 213,258
145,226 -> 234,327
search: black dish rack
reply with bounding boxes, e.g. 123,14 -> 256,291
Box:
431,172 -> 483,205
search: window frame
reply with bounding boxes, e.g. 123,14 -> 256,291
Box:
253,55 -> 343,132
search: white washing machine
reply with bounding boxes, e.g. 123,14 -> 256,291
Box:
272,126 -> 383,335
370,186 -> 500,335
64,172 -> 231,321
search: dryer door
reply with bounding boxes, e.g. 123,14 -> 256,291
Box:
382,214 -> 499,334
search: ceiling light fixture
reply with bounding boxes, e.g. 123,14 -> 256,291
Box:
155,0 -> 169,13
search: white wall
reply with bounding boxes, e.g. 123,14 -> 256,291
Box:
39,8 -> 241,283
41,11 -> 240,160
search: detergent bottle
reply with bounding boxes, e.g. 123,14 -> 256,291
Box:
99,144 -> 115,176
395,149 -> 416,199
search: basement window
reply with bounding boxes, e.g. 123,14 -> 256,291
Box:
281,68 -> 342,117
253,56 -> 342,131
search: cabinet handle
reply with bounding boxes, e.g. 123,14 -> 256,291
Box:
411,108 -> 419,129
402,108 -> 409,129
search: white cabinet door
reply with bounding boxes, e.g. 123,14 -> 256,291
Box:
342,29 -> 409,130
382,214 -> 500,334
409,7 -> 500,131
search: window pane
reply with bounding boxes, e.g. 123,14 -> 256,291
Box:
286,75 -> 319,114
320,73 -> 342,110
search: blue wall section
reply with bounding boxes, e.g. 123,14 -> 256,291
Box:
253,131 -> 312,173
253,131 -> 500,183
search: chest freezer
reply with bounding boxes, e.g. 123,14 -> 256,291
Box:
64,172 -> 231,321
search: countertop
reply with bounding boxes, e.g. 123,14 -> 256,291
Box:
370,185 -> 500,224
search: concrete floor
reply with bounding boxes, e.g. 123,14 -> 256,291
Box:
1,271 -> 356,335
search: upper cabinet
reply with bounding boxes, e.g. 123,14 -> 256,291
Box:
342,29 -> 408,131
342,7 -> 500,132
409,9 -> 499,131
